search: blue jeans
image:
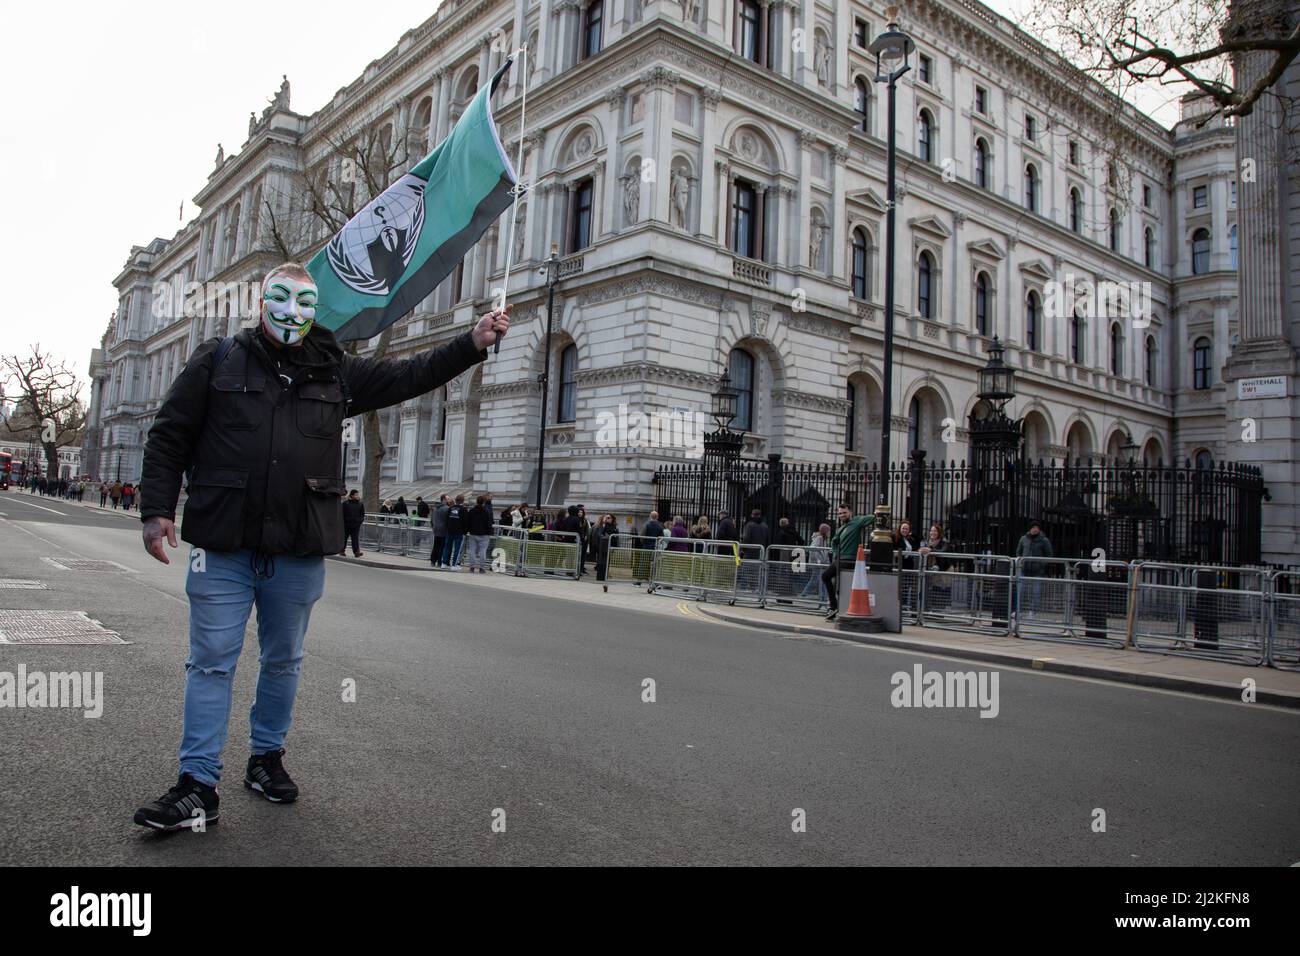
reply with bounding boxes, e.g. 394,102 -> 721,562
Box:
441,534 -> 464,567
179,549 -> 326,786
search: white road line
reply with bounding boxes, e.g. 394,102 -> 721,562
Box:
1,496 -> 67,516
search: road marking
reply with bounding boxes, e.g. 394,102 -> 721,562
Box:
2,496 -> 67,516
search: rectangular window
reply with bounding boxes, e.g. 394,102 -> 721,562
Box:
974,85 -> 986,114
1142,184 -> 1151,207
1068,139 -> 1079,165
854,17 -> 868,48
1025,115 -> 1036,141
732,180 -> 757,259
919,54 -> 932,83
569,179 -> 593,252
1193,184 -> 1208,208
739,1 -> 761,64
1230,180 -> 1237,205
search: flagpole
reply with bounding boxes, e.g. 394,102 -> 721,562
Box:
495,44 -> 529,354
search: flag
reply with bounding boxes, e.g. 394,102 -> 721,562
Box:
308,58 -> 517,342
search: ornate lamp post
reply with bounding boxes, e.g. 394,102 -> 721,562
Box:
968,336 -> 1022,553
868,10 -> 914,496
1120,432 -> 1139,465
700,369 -> 744,519
533,243 -> 561,510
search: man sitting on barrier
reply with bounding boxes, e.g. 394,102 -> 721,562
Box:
822,503 -> 875,621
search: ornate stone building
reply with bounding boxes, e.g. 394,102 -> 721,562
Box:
85,0 -> 1288,558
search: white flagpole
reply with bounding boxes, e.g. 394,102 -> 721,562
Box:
495,44 -> 529,353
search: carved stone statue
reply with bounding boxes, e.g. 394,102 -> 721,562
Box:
815,36 -> 831,86
670,168 -> 690,228
513,207 -> 526,260
274,74 -> 290,109
214,143 -> 224,167
809,221 -> 825,266
679,0 -> 699,22
248,112 -> 258,138
624,175 -> 640,225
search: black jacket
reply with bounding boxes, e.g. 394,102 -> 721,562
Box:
141,325 -> 485,556
715,517 -> 738,541
444,504 -> 467,536
741,519 -> 771,548
341,497 -> 365,530
466,504 -> 493,535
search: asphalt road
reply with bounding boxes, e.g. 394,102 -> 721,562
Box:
1,490 -> 1297,866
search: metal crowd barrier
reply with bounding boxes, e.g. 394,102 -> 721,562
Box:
490,524 -> 526,575
649,538 -> 748,603
519,528 -> 581,579
905,552 -> 1014,634
1270,571 -> 1300,670
1131,564 -> 1268,665
1014,557 -> 1131,648
604,534 -> 659,587
763,545 -> 831,611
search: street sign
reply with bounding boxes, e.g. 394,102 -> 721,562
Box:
1237,376 -> 1287,400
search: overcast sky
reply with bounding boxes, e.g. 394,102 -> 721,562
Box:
0,0 -> 1182,392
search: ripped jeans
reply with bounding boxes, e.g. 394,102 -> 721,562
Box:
179,549 -> 325,786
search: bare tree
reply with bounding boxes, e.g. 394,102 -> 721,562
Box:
1,346 -> 87,480
1024,0 -> 1299,119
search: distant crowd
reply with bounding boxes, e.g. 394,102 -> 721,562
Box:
20,475 -> 142,510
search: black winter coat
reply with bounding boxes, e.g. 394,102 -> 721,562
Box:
341,498 -> 365,530
141,325 -> 485,556
466,505 -> 493,535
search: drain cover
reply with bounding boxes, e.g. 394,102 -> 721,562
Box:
0,580 -> 48,589
41,557 -> 136,573
0,610 -> 125,645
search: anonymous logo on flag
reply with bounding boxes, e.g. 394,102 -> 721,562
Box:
325,173 -> 428,295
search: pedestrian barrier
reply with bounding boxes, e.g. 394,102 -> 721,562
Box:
649,538 -> 747,603
899,551 -> 922,625
1269,571 -> 1300,670
519,529 -> 581,579
1131,564 -> 1267,665
490,524 -> 526,574
604,534 -> 658,586
1014,557 -> 1131,648
763,545 -> 831,611
913,552 -> 1014,635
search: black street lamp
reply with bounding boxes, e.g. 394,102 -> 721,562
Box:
704,368 -> 745,461
1120,431 -> 1139,465
534,243 -> 562,510
977,335 -> 1016,412
868,10 -> 913,503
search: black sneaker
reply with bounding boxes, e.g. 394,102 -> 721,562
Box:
133,774 -> 220,831
825,609 -> 838,621
244,748 -> 299,803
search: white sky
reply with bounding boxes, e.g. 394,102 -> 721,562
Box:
0,0 -> 1182,392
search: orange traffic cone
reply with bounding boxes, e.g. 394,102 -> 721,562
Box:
837,544 -> 883,632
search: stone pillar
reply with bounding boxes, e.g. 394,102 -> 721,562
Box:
605,86 -> 626,232
645,66 -> 678,223
797,129 -> 814,268
829,145 -> 848,279
754,184 -> 768,260
717,161 -> 733,247
951,211 -> 965,328
1210,173 -> 1230,272
698,89 -> 721,239
536,0 -> 556,82
435,67 -> 452,143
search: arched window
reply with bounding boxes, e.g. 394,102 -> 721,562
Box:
851,228 -> 869,299
728,348 -> 756,432
1144,227 -> 1155,268
1024,164 -> 1039,212
917,251 -> 934,319
917,110 -> 934,163
557,344 -> 578,423
974,272 -> 989,335
1192,228 -> 1211,274
1229,225 -> 1237,270
1069,188 -> 1081,232
1025,291 -> 1040,351
1108,208 -> 1121,252
1144,335 -> 1156,387
1194,449 -> 1213,471
854,78 -> 870,133
974,138 -> 989,189
1110,323 -> 1124,377
581,1 -> 603,61
844,382 -> 856,452
1193,337 -> 1212,390
1070,312 -> 1084,364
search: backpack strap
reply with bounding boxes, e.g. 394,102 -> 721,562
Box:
212,335 -> 237,373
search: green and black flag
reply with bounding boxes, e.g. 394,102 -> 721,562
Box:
308,58 -> 517,342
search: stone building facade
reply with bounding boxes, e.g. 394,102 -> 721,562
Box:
85,0 -> 1290,559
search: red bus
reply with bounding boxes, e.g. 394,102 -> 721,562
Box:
0,451 -> 12,490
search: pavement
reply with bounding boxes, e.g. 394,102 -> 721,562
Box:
324,543 -> 1300,709
2,489 -> 1297,866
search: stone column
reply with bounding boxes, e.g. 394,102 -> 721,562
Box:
797,129 -> 814,267
829,145 -> 848,279
698,89 -> 722,239
1210,172 -> 1230,272
754,183 -> 768,259
950,211 -> 965,328
536,0 -> 556,82
605,86 -> 626,232
645,67 -> 678,223
717,161 -> 733,247
435,67 -> 452,143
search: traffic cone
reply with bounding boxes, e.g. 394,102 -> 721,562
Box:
837,544 -> 883,633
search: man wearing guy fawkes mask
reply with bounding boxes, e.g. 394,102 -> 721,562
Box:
134,262 -> 509,831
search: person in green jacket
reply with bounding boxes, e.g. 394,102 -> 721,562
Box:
821,502 -> 875,621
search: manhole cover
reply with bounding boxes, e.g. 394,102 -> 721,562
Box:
0,610 -> 125,645
41,557 -> 136,573
0,580 -> 48,589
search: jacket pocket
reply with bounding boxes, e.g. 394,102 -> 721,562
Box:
296,381 -> 345,439
211,375 -> 266,430
181,466 -> 249,551
303,476 -> 345,554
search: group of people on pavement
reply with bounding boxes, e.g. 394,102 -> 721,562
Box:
22,475 -> 140,508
